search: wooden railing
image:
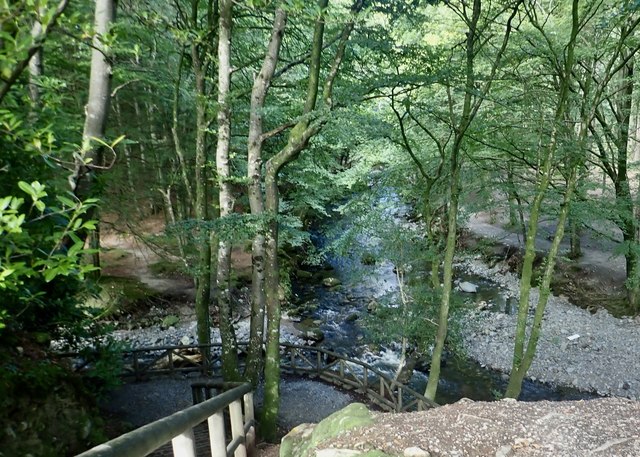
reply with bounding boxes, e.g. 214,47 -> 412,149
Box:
76,382 -> 255,457
110,342 -> 437,413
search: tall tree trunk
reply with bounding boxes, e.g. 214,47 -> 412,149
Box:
506,169 -> 578,397
245,8 -> 287,386
424,0 -> 519,401
191,0 -> 212,366
506,0 -> 580,398
215,0 -> 240,382
615,56 -> 639,310
424,164 -> 460,400
506,164 -> 519,228
114,100 -> 137,205
262,0 -> 328,440
28,15 -> 43,106
171,48 -> 194,212
261,0 -> 362,440
68,0 -> 115,268
76,0 -> 115,187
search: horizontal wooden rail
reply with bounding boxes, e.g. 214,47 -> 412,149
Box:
64,342 -> 438,414
76,383 -> 254,457
278,343 -> 438,412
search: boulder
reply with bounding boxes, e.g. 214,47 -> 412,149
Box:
296,269 -> 314,279
161,315 -> 179,329
458,281 -> 478,293
294,319 -> 325,342
322,277 -> 342,288
280,403 -> 376,457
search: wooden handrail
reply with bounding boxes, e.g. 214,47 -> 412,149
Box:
76,383 -> 255,457
97,342 -> 438,412
62,342 -> 437,413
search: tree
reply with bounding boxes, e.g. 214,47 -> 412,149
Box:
505,0 -> 640,397
261,0 -> 363,440
245,7 -> 287,386
588,14 -> 640,312
71,0 -> 116,200
215,0 -> 241,381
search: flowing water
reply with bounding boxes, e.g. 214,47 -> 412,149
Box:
291,200 -> 594,404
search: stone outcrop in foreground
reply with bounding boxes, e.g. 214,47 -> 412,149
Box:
279,398 -> 640,457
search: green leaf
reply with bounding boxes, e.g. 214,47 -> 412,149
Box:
0,268 -> 15,281
0,196 -> 12,211
81,220 -> 97,230
110,135 -> 126,148
18,181 -> 35,198
43,268 -> 58,282
56,195 -> 76,208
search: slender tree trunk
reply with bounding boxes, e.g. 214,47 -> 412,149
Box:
67,0 -> 115,266
262,166 -> 282,442
506,0 -> 580,397
171,48 -> 194,211
261,0 -> 362,439
70,0 -> 115,194
424,0 -> 479,401
424,167 -> 459,401
261,0 -> 328,440
569,216 -> 582,259
506,164 -> 519,228
506,169 -> 578,396
215,0 -> 240,381
616,56 -> 639,310
245,8 -> 287,386
114,100 -> 137,203
28,16 -> 43,106
191,4 -> 212,365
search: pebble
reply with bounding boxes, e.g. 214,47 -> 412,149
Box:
404,447 -> 430,456
460,258 -> 640,399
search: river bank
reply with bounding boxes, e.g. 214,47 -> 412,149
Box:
459,256 -> 640,400
101,208 -> 640,403
105,253 -> 640,402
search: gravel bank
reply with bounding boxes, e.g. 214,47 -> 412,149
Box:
109,315 -> 311,348
460,257 -> 640,399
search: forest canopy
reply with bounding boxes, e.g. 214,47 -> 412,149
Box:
1,0 -> 640,453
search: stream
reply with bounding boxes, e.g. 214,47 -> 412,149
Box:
290,207 -> 595,404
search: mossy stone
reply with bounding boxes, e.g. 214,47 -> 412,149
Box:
280,403 -> 375,457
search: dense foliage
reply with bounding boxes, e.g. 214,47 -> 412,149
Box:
1,0 -> 640,451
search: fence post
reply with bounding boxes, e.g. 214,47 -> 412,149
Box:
229,399 -> 247,457
171,428 -> 196,457
208,410 -> 227,457
244,392 -> 256,456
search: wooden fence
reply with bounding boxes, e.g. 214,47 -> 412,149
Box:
77,382 -> 255,457
107,342 -> 437,413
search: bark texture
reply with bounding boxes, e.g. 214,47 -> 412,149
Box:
506,0 -> 580,398
215,0 -> 241,381
245,8 -> 287,386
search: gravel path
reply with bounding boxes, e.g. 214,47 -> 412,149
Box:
460,257 -> 640,399
103,376 -> 356,431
